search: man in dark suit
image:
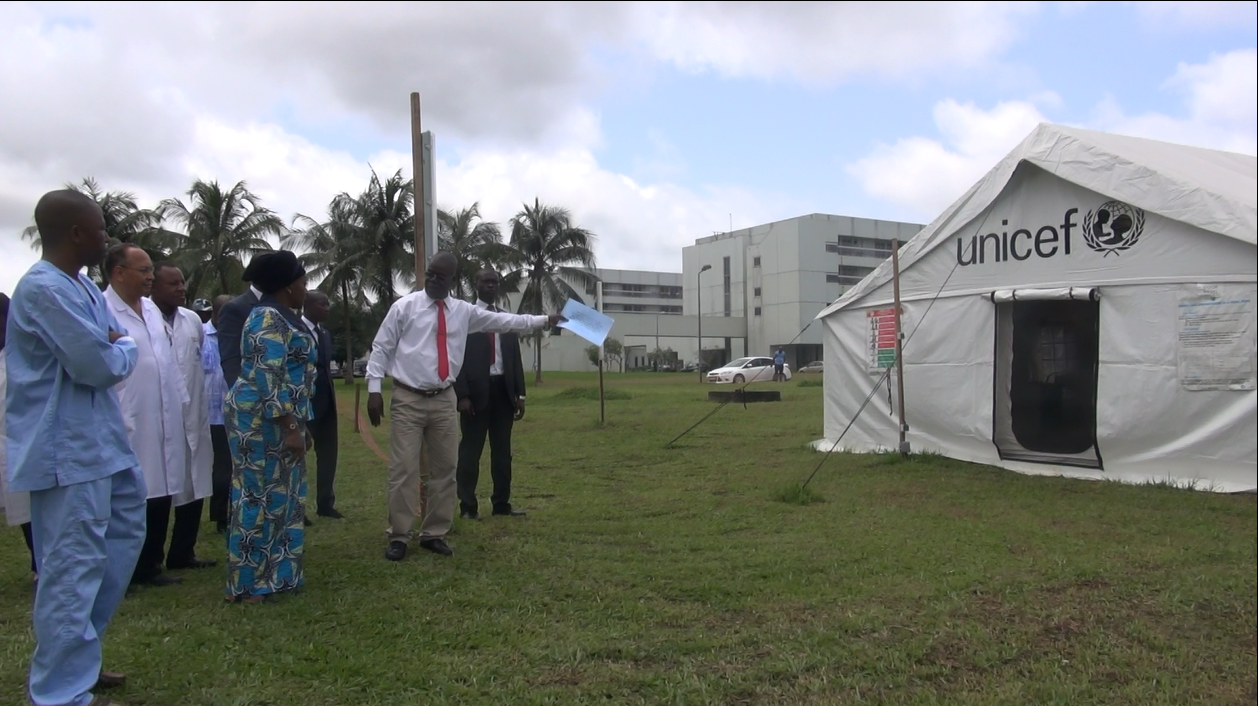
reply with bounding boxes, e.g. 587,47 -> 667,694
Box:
455,268 -> 528,519
302,291 -> 341,519
217,252 -> 275,387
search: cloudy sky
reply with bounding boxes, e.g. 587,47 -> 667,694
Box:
1,1 -> 1255,292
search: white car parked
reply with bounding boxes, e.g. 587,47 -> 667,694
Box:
706,356 -> 792,384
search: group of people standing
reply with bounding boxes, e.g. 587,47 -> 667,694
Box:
2,190 -> 561,706
0,190 -> 344,706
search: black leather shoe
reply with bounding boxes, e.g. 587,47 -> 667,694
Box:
96,669 -> 127,690
138,573 -> 183,587
418,538 -> 453,556
303,516 -> 314,527
460,509 -> 481,520
168,557 -> 217,570
384,541 -> 407,562
492,508 -> 527,517
318,508 -> 344,519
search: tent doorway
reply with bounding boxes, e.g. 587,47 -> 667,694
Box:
993,297 -> 1102,468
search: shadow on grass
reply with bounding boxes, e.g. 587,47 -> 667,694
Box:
544,386 -> 633,402
771,482 -> 825,505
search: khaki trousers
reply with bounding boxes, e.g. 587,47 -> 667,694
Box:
386,386 -> 459,543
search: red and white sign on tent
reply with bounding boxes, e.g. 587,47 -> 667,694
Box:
866,307 -> 899,372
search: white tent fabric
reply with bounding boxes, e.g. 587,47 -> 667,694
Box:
815,124 -> 1256,492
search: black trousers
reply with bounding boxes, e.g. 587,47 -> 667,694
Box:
133,494 -> 205,580
308,411 -> 339,513
456,377 -> 517,515
133,495 -> 172,582
168,498 -> 204,568
208,424 -> 232,525
21,521 -> 35,573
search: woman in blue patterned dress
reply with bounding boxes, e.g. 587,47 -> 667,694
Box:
224,251 -> 315,603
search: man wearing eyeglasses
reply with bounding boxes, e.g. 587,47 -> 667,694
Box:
366,252 -> 563,562
103,243 -> 190,587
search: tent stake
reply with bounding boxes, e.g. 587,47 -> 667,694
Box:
891,239 -> 910,457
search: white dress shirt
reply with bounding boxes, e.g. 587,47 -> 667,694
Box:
367,291 -> 546,394
475,300 -> 505,377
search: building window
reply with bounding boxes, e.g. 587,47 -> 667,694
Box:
723,256 -> 731,316
828,241 -> 893,259
754,287 -> 761,297
827,273 -> 868,286
754,307 -> 762,316
753,256 -> 761,267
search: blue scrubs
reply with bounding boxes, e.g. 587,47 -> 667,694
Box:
5,261 -> 144,706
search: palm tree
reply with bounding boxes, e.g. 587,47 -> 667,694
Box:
498,198 -> 598,383
21,178 -> 172,283
353,168 -> 415,304
161,180 -> 284,299
437,202 -> 503,300
284,194 -> 371,384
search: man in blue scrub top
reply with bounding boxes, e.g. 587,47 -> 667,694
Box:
5,189 -> 146,706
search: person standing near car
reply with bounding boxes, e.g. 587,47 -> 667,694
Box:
773,348 -> 786,382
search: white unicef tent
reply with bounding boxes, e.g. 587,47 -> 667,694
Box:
815,123 -> 1256,492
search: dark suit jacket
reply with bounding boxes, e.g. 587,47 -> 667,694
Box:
218,289 -> 259,387
311,323 -> 337,421
455,316 -> 526,413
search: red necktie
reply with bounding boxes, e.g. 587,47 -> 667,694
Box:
436,300 -> 449,381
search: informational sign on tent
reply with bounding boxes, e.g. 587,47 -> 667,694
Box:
866,307 -> 900,372
1176,287 -> 1255,391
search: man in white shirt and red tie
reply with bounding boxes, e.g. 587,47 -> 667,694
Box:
366,252 -> 561,561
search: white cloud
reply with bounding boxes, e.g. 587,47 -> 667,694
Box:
437,147 -> 781,273
845,99 -> 1051,218
1135,1 -> 1257,28
0,113 -> 785,292
1093,49 -> 1257,155
847,48 -> 1257,220
632,1 -> 1036,84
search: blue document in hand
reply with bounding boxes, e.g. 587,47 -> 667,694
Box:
558,299 -> 615,347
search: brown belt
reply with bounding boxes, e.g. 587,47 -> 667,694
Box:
393,380 -> 450,398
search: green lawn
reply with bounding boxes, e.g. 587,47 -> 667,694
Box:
1,374 -> 1254,706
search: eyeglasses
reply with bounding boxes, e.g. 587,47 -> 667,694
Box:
424,271 -> 454,284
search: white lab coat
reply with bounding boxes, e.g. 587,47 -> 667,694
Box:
105,287 -> 188,500
0,357 -> 32,526
168,307 -> 212,506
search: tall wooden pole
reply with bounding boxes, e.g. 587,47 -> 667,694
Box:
410,92 -> 430,502
597,281 -> 606,425
891,239 -> 909,456
410,92 -> 427,289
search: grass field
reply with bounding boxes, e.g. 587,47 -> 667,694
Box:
1,373 -> 1254,705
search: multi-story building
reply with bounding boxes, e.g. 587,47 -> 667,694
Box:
497,213 -> 924,373
594,269 -> 684,316
682,213 -> 923,370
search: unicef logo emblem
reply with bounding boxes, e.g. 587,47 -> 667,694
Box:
1083,201 -> 1145,257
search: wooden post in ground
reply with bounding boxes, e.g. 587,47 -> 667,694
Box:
410,91 -> 427,290
597,281 -> 606,425
891,239 -> 909,456
409,91 -> 431,516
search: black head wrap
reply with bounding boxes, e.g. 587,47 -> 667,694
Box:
242,252 -> 277,283
251,251 -> 306,294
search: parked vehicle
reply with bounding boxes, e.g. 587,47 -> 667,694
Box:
798,360 -> 824,374
706,356 -> 792,384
